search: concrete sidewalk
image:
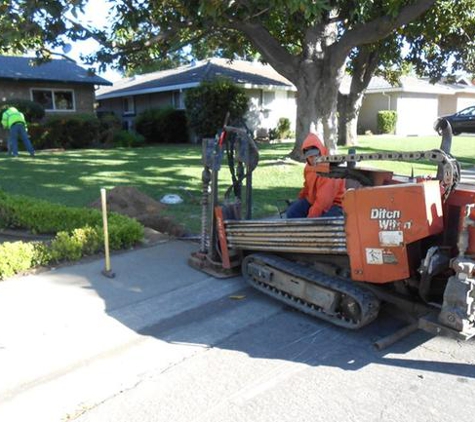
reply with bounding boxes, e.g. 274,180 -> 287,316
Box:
1,239 -> 475,422
0,240 -> 260,422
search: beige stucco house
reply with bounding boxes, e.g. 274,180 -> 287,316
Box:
96,58 -> 297,136
96,57 -> 475,139
356,76 -> 475,136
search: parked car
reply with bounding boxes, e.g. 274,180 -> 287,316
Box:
434,105 -> 475,135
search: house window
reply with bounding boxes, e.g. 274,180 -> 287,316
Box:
262,91 -> 275,107
123,96 -> 135,115
31,89 -> 75,111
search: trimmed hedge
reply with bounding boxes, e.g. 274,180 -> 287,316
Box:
377,110 -> 397,134
0,191 -> 144,280
28,114 -> 101,150
113,130 -> 145,148
0,242 -> 42,279
135,107 -> 189,144
0,99 -> 45,122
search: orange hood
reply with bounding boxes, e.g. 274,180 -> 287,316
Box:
301,133 -> 328,157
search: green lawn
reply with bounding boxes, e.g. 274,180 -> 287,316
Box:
0,134 -> 473,234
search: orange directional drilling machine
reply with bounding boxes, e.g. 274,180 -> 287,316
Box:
189,120 -> 475,345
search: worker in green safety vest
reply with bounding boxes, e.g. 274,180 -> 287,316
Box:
1,106 -> 35,157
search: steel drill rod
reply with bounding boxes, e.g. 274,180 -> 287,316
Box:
225,225 -> 344,233
374,322 -> 419,350
226,229 -> 346,237
224,217 -> 345,227
227,244 -> 347,254
229,240 -> 346,247
227,236 -> 346,244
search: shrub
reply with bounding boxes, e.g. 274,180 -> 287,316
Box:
113,130 -> 145,148
268,118 -> 292,141
0,192 -> 144,242
50,231 -> 84,262
31,242 -> 52,267
49,226 -> 104,262
377,110 -> 397,134
135,109 -> 162,142
275,117 -> 291,139
161,109 -> 189,143
0,242 -> 37,279
70,226 -> 102,256
41,114 -> 101,149
0,190 -> 144,279
268,127 -> 278,141
135,108 -> 189,143
99,113 -> 122,145
0,99 -> 45,122
0,240 -> 56,279
27,123 -> 49,150
184,78 -> 249,139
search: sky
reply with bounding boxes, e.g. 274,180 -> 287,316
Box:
60,0 -> 122,83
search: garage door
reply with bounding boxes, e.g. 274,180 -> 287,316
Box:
396,94 -> 438,136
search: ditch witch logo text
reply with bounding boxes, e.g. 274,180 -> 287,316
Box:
370,208 -> 405,230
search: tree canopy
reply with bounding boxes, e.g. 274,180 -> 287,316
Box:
87,0 -> 440,154
404,0 -> 475,80
339,0 -> 475,145
1,1 -> 86,57
3,1 -> 474,155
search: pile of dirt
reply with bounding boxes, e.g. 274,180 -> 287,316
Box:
89,186 -> 188,238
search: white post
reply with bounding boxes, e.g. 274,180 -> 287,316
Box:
101,188 -> 115,278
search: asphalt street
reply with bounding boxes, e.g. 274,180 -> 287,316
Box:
0,239 -> 474,422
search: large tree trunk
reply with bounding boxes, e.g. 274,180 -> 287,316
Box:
338,92 -> 364,146
338,46 -> 381,146
290,58 -> 345,159
233,1 -> 436,160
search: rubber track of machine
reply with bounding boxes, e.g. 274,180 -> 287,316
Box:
242,253 -> 380,329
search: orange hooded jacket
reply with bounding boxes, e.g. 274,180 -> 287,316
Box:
298,133 -> 346,218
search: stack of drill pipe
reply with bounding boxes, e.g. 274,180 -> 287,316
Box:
225,217 -> 347,254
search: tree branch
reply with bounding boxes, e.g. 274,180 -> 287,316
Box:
349,46 -> 380,95
143,21 -> 194,48
228,20 -> 299,82
333,0 -> 437,65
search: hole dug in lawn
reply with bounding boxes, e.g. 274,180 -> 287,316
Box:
88,186 -> 188,240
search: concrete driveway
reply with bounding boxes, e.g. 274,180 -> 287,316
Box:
0,239 -> 474,422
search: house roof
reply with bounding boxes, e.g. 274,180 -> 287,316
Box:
342,75 -> 475,96
97,56 -> 475,101
96,58 -> 295,100
0,55 -> 112,86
